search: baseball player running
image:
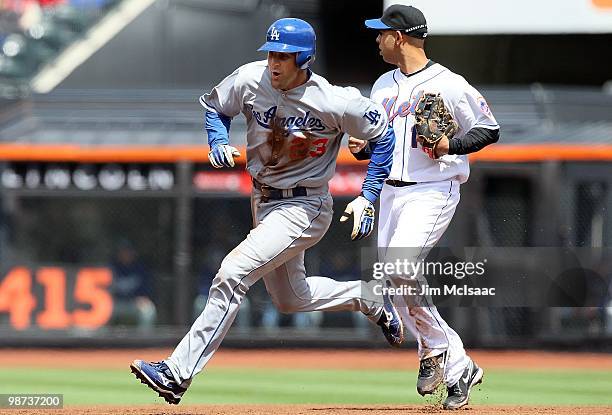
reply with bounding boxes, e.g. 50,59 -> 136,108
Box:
130,18 -> 402,404
350,5 -> 500,410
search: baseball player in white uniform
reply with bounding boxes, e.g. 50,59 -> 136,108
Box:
130,18 -> 403,404
350,5 -> 500,410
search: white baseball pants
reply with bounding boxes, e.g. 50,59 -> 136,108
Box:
378,180 -> 470,387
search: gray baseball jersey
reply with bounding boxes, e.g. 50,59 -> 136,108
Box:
164,61 -> 388,384
199,60 -> 388,189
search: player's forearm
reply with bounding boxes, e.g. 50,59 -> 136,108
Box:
448,127 -> 500,155
205,110 -> 232,147
360,125 -> 395,203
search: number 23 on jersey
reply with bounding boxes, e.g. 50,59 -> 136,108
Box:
288,132 -> 329,161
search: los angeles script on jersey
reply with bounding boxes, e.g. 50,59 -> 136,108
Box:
252,106 -> 326,132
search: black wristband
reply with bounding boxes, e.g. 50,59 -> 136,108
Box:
448,127 -> 500,155
352,144 -> 372,160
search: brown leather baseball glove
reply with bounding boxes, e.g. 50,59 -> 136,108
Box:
414,93 -> 458,159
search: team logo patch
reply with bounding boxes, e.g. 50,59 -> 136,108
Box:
363,109 -> 381,126
477,96 -> 492,117
269,27 -> 280,41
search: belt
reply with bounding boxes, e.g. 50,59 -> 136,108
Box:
386,179 -> 417,187
253,179 -> 307,201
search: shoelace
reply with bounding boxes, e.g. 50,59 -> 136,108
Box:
152,362 -> 175,380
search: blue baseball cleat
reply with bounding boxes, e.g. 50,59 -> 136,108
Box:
130,359 -> 187,405
377,289 -> 404,347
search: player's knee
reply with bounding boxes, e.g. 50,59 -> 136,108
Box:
213,257 -> 251,295
270,295 -> 303,314
216,256 -> 243,284
274,302 -> 295,314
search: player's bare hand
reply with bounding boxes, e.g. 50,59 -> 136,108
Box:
348,136 -> 368,154
434,136 -> 449,157
340,195 -> 375,240
209,144 -> 241,168
417,135 -> 449,159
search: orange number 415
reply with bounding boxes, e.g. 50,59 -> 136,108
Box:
0,267 -> 113,330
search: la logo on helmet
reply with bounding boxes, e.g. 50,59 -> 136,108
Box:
270,27 -> 280,41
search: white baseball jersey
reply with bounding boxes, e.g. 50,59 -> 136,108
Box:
371,62 -> 499,184
200,60 -> 388,189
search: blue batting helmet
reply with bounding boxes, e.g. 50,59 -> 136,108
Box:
258,18 -> 316,69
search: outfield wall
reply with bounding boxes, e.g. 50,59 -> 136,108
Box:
1,151 -> 611,349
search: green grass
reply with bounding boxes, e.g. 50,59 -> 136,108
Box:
1,367 -> 611,406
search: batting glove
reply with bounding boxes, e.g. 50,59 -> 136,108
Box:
340,195 -> 375,240
208,144 -> 241,168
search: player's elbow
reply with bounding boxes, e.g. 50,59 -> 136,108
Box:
490,127 -> 500,144
370,154 -> 393,177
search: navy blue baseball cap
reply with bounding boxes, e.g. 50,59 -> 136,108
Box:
365,4 -> 428,38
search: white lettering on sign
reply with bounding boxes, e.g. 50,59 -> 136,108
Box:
73,166 -> 97,190
148,168 -> 174,190
25,168 -> 40,188
44,166 -> 71,190
127,169 -> 147,191
0,163 -> 175,192
1,167 -> 22,189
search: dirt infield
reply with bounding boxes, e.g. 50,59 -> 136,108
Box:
5,404 -> 612,415
1,348 -> 611,370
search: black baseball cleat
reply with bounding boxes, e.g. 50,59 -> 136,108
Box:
417,352 -> 446,396
443,359 -> 484,410
377,288 -> 404,347
130,359 -> 187,405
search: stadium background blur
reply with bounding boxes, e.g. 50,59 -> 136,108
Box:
0,0 -> 611,353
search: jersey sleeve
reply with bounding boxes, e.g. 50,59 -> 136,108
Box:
453,84 -> 499,133
369,75 -> 387,102
340,88 -> 388,141
199,66 -> 244,117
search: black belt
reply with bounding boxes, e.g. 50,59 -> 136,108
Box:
253,179 -> 307,201
386,179 -> 417,187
